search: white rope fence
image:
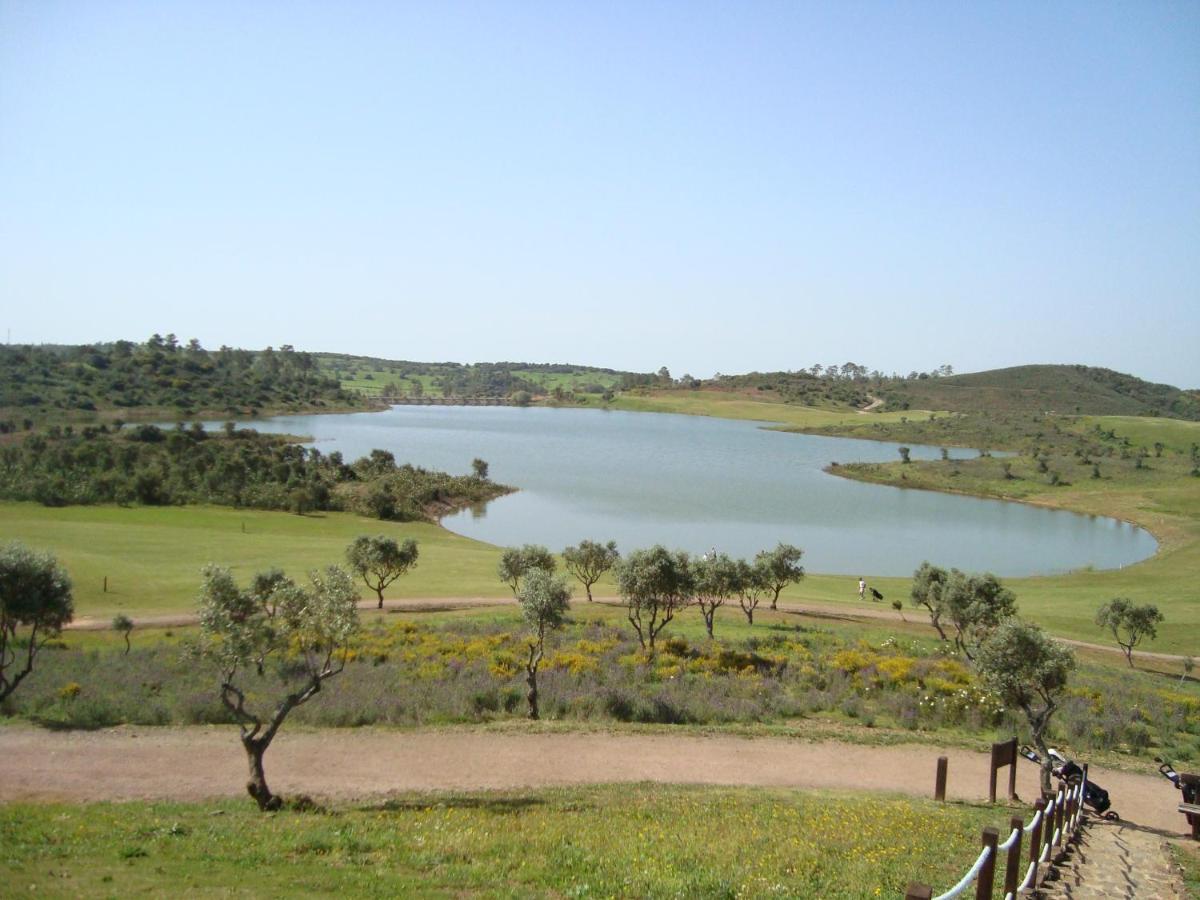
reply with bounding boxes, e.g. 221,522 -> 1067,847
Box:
905,768 -> 1088,900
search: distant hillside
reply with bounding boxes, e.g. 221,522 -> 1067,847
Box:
0,336 -> 367,422
316,353 -> 644,401
880,365 -> 1200,420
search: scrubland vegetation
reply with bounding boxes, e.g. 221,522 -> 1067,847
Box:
10,607 -> 1197,767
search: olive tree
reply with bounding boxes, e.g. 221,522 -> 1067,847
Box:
497,544 -> 556,596
976,619 -> 1075,794
1095,598 -> 1164,668
471,458 -> 489,480
755,543 -> 805,610
517,568 -> 571,720
910,561 -> 950,640
197,564 -> 359,810
562,539 -> 619,602
693,552 -> 738,638
616,546 -> 693,655
734,558 -> 770,625
0,542 -> 74,706
112,613 -> 134,655
345,535 -> 419,608
942,570 -> 1017,660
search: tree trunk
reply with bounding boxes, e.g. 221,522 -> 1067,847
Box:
703,608 -> 714,638
525,668 -> 539,720
243,737 -> 282,811
123,633 -> 131,655
770,588 -> 781,611
585,583 -> 593,602
377,587 -> 385,609
746,608 -> 754,625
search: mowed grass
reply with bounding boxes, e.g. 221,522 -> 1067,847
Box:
0,503 -> 510,617
0,786 -> 1013,899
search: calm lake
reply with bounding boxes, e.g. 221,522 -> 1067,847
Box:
245,406 -> 1156,577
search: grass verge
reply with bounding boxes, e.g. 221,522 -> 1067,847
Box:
0,785 -> 1014,898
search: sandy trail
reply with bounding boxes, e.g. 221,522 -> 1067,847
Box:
0,726 -> 1188,836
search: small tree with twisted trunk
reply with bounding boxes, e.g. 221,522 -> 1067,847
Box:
755,543 -> 804,611
562,540 -> 619,602
693,553 -> 738,638
734,558 -> 770,625
345,535 -> 419,609
1095,598 -> 1163,668
111,614 -> 134,655
497,544 -> 556,596
910,561 -> 950,641
0,542 -> 73,706
616,546 -> 693,656
517,568 -> 571,720
976,619 -> 1075,794
197,564 -> 359,810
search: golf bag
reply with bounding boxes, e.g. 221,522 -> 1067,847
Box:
870,587 -> 884,601
1019,745 -> 1116,818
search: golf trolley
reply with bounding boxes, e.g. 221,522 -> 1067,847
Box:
1019,745 -> 1118,820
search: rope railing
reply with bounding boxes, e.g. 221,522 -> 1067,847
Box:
905,764 -> 1090,900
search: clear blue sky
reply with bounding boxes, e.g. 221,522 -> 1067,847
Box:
2,1 -> 1198,386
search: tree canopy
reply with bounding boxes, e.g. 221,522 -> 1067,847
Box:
196,564 -> 359,810
345,536 -> 419,608
976,619 -> 1075,792
616,546 -> 694,654
562,540 -> 620,602
1095,598 -> 1164,667
497,545 -> 556,596
0,542 -> 74,705
754,543 -> 805,610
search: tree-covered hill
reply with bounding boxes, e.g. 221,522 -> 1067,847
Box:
0,335 -> 368,420
880,365 -> 1200,419
0,422 -> 508,520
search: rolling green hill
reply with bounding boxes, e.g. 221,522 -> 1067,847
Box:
316,352 -> 641,401
881,364 -> 1200,419
0,336 -> 368,423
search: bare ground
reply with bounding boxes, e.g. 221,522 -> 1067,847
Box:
0,725 -> 1189,837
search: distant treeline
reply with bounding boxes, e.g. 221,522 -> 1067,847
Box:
0,424 -> 508,519
0,335 -> 366,416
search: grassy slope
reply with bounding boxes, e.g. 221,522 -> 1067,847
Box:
882,363 -> 1198,417
0,787 -> 1012,899
0,504 -> 507,616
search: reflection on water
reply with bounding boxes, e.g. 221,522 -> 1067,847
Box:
238,406 -> 1158,577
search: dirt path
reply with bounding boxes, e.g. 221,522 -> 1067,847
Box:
0,726 -> 1189,836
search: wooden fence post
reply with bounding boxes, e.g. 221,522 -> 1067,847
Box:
904,884 -> 932,900
1003,815 -> 1024,898
976,827 -> 998,900
1028,797 -> 1046,888
935,756 -> 948,802
1055,787 -> 1066,848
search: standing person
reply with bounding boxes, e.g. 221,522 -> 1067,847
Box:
858,577 -> 866,601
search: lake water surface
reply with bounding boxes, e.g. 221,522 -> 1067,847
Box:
246,406 -> 1156,577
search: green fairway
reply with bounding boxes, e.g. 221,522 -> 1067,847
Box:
0,786 -> 1011,898
0,503 -> 509,617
